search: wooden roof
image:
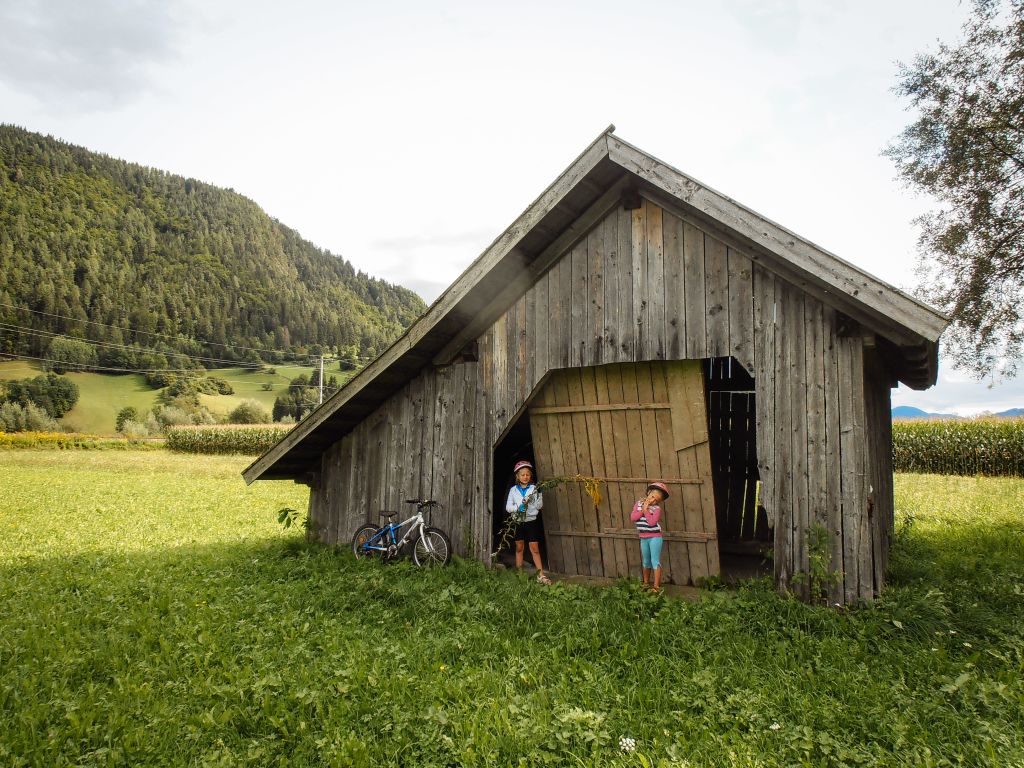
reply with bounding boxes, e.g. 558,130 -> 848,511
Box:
244,126 -> 948,483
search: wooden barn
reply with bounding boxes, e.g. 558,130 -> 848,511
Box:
244,127 -> 948,604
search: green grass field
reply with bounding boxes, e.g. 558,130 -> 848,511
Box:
1,453 -> 1022,766
0,361 -> 327,433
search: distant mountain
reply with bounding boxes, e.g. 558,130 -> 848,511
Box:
0,125 -> 426,367
995,408 -> 1024,417
892,406 -> 962,420
893,405 -> 1024,419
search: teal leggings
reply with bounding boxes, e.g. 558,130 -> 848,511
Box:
640,537 -> 663,569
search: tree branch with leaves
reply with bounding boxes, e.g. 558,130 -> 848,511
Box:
887,0 -> 1024,378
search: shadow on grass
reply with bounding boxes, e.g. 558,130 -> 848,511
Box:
888,517 -> 1024,589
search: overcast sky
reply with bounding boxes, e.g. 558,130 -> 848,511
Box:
1,0 -> 1020,414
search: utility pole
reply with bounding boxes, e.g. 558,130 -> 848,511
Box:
318,354 -> 324,405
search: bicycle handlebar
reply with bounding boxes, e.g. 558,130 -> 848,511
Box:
404,499 -> 441,508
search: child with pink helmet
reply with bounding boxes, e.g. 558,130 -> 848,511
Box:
504,459 -> 551,585
630,481 -> 669,592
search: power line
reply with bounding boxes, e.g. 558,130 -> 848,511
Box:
0,322 -> 271,370
0,320 -> 334,370
0,300 -> 318,363
0,351 -> 217,375
226,384 -> 333,390
0,351 -> 338,388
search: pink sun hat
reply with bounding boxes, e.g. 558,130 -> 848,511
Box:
646,481 -> 670,498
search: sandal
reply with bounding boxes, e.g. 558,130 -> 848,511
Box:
536,573 -> 552,586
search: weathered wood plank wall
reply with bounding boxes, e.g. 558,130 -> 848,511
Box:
307,194 -> 896,601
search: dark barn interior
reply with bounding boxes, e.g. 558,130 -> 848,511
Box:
706,357 -> 771,582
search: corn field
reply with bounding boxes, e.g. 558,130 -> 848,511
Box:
165,424 -> 292,455
892,418 -> 1024,477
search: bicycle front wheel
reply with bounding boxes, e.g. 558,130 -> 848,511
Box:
413,527 -> 451,567
352,524 -> 382,559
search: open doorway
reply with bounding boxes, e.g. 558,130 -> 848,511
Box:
490,408 -> 547,570
705,356 -> 771,583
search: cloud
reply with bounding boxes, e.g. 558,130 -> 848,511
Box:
893,369 -> 1024,416
364,227 -> 500,302
0,0 -> 185,112
393,276 -> 449,305
370,228 -> 497,252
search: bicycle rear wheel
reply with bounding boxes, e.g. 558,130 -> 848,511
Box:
413,527 -> 451,567
352,524 -> 383,559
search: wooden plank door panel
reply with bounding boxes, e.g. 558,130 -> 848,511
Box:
528,363 -> 719,584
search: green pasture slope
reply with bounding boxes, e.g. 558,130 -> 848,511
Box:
0,361 -> 322,433
1,452 -> 1022,766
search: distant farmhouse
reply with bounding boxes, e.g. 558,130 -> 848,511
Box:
245,127 -> 948,604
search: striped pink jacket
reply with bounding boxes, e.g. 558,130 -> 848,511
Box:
630,501 -> 663,539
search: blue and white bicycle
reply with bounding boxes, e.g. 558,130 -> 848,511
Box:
351,499 -> 452,567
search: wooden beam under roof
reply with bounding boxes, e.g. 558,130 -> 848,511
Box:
637,186 -> 929,350
606,135 -> 949,344
432,174 -> 632,366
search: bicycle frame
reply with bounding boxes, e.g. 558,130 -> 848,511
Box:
360,511 -> 427,555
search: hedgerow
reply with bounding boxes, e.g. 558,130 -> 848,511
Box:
0,431 -> 157,450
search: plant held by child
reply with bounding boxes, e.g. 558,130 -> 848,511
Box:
491,472 -> 604,562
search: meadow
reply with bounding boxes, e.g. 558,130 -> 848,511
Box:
0,361 -> 322,434
1,451 -> 1022,767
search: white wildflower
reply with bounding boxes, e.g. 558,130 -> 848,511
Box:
619,736 -> 637,753
769,722 -> 781,731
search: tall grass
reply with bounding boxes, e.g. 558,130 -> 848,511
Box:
893,417 -> 1024,476
1,453 -> 1022,766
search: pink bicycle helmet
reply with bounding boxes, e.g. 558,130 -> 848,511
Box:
513,460 -> 534,473
646,481 -> 670,499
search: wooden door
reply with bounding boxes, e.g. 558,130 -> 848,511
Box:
528,361 -> 719,584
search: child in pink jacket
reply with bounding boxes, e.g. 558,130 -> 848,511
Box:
630,481 -> 669,592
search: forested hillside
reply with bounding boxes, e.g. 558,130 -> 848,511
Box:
0,125 -> 425,366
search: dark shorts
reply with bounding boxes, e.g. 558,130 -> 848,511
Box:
513,517 -> 543,543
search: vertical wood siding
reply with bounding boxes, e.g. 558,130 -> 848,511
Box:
310,196 -> 895,603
